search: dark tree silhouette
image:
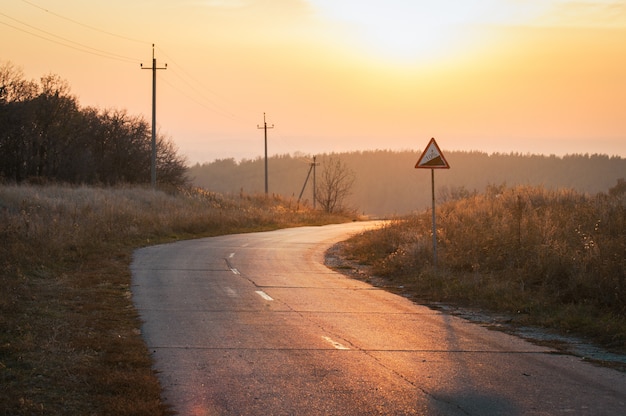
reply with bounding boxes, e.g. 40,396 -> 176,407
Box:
0,61 -> 188,187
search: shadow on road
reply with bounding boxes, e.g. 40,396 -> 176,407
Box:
427,314 -> 522,415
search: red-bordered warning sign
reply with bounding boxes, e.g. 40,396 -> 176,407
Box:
415,138 -> 450,169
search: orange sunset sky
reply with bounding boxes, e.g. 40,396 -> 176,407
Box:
2,0 -> 625,163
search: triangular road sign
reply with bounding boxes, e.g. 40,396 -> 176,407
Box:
415,138 -> 450,169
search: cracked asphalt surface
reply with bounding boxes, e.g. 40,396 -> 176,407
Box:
131,222 -> 626,415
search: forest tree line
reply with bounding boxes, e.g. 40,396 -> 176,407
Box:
0,62 -> 187,186
189,150 -> 626,216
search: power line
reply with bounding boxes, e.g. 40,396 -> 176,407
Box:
153,46 -> 256,124
155,47 -> 236,107
10,1 -> 250,126
159,64 -> 238,120
20,0 -> 148,44
0,12 -> 141,63
2,9 -> 239,119
16,1 -> 243,120
8,0 -> 263,158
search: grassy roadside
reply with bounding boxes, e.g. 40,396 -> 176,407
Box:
333,184 -> 626,361
0,184 -> 352,415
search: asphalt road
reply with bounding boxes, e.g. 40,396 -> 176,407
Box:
131,222 -> 626,415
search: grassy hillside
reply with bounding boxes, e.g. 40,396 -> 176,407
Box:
0,184 -> 351,415
336,183 -> 626,357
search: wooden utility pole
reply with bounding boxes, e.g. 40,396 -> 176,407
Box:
141,44 -> 166,189
297,155 -> 319,207
312,155 -> 317,209
257,113 -> 274,195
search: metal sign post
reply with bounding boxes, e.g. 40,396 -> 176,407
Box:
415,138 -> 450,268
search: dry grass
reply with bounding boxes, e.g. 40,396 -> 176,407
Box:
339,185 -> 626,353
0,184 -> 350,415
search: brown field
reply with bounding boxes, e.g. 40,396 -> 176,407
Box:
0,184 -> 351,415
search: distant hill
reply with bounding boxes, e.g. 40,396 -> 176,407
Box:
188,151 -> 626,216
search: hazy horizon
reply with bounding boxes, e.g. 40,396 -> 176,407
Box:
190,150 -> 626,215
188,143 -> 626,166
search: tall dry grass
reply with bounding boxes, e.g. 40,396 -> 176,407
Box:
0,184 -> 349,415
341,184 -> 626,351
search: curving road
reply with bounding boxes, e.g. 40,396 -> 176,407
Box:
131,222 -> 626,415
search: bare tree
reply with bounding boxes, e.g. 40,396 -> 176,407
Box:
315,155 -> 355,213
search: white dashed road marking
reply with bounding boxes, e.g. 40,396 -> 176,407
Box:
322,336 -> 350,350
255,290 -> 273,301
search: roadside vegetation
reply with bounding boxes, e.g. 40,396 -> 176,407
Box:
0,184 -> 352,415
337,182 -> 626,355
